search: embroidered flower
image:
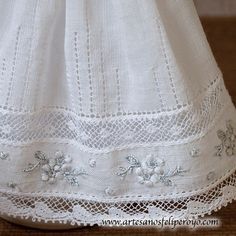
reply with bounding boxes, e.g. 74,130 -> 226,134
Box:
215,120 -> 236,157
89,158 -> 96,167
116,154 -> 187,187
105,187 -> 115,196
23,150 -> 87,186
207,171 -> 216,181
0,151 -> 9,160
190,148 -> 201,158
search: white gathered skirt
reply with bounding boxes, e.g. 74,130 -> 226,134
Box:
0,0 -> 236,226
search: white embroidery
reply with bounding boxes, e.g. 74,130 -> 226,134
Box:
0,151 -> 9,160
89,158 -> 96,168
104,187 -> 115,196
207,171 -> 216,181
117,154 -> 188,187
215,120 -> 236,157
190,148 -> 201,158
23,151 -> 87,186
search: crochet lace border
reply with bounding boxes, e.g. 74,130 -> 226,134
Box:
0,75 -> 231,154
0,168 -> 236,226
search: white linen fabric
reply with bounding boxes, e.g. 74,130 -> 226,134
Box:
0,0 -> 236,227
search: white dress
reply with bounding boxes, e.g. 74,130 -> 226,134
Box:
0,0 -> 236,228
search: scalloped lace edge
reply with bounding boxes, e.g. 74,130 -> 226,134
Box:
0,169 -> 236,227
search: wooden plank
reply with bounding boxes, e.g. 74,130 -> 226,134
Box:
194,0 -> 236,16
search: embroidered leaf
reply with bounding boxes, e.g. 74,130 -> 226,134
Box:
56,156 -> 65,165
118,166 -> 126,172
160,177 -> 172,186
117,166 -> 129,177
215,144 -> 223,156
76,168 -> 88,176
162,166 -> 187,179
173,166 -> 187,176
63,168 -> 87,186
0,152 -> 9,160
164,168 -> 175,178
126,155 -> 140,167
179,166 -> 188,173
65,176 -> 80,186
34,151 -> 47,161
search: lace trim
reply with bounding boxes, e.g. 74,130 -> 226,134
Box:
0,77 -> 231,153
0,169 -> 236,226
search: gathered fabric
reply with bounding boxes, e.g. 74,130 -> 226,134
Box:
0,0 -> 236,226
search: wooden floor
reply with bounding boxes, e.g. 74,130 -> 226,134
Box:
0,17 -> 236,236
